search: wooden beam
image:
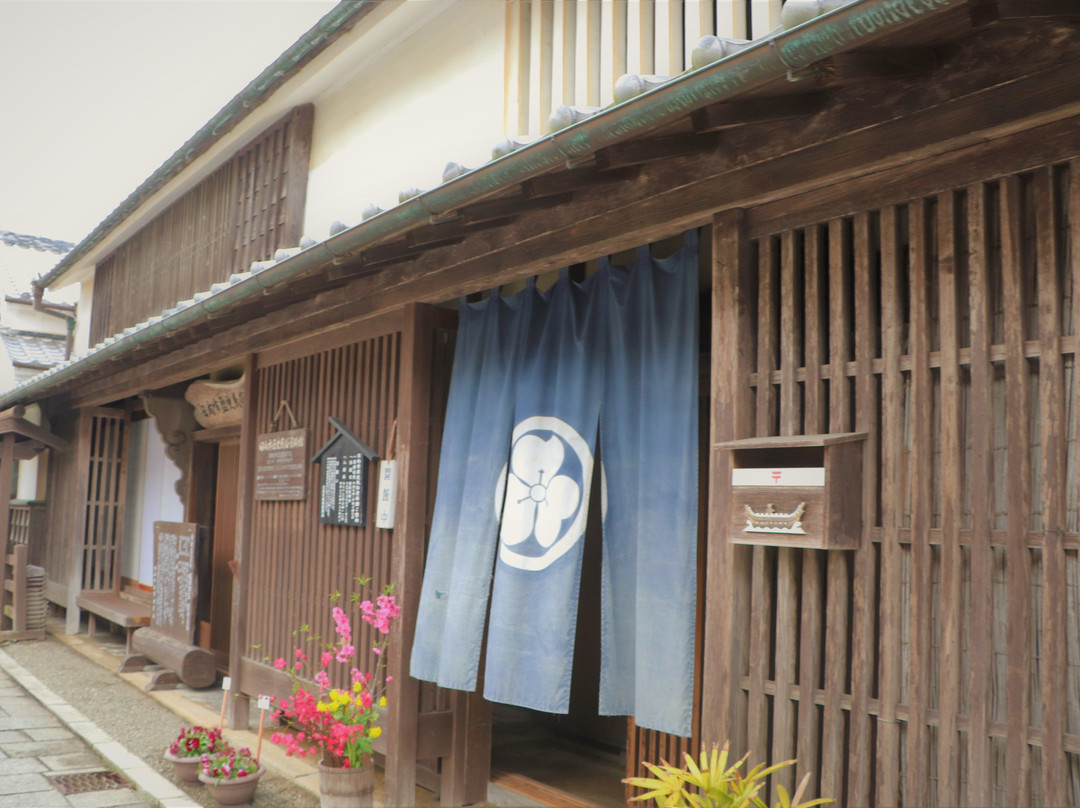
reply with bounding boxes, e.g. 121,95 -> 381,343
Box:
691,93 -> 829,133
971,0 -> 1080,25
596,133 -> 722,170
793,48 -> 940,87
458,192 -> 572,225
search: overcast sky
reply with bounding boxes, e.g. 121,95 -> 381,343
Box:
0,0 -> 337,246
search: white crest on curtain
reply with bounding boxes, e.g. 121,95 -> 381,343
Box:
494,415 -> 597,571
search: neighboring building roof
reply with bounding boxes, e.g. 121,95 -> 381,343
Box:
0,231 -> 74,254
0,327 -> 67,370
0,230 -> 77,305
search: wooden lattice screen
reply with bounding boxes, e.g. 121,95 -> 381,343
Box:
90,104 -> 313,345
79,409 -> 129,593
700,161 -> 1080,808
245,327 -> 401,692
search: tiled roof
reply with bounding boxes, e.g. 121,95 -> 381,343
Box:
0,0 -> 962,407
0,231 -> 74,254
0,328 -> 67,369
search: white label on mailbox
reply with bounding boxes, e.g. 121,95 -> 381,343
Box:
258,694 -> 271,711
222,676 -> 232,691
732,467 -> 825,487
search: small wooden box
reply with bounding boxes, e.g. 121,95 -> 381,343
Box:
715,433 -> 866,550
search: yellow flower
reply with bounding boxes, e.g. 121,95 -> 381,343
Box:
370,726 -> 382,738
378,696 -> 387,708
316,702 -> 329,712
352,681 -> 364,693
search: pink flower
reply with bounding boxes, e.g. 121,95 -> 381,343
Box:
386,675 -> 394,682
273,657 -> 287,670
335,643 -> 355,663
294,661 -> 303,671
295,648 -> 307,660
372,646 -> 381,656
315,671 -> 331,690
321,651 -> 334,667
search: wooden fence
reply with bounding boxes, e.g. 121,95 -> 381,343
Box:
699,159 -> 1080,807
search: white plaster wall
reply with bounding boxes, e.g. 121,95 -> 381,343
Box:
1,302 -> 69,336
15,404 -> 42,501
123,419 -> 184,586
304,0 -> 506,237
73,275 -> 93,357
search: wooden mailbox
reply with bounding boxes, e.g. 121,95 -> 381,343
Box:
716,432 -> 866,550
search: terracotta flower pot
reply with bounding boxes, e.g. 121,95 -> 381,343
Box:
163,748 -> 201,784
198,767 -> 264,805
318,759 -> 374,808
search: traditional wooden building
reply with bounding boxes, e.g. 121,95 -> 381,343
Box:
7,0 -> 1080,805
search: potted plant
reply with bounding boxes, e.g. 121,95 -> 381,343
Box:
624,742 -> 833,808
198,745 -> 264,805
164,725 -> 223,784
267,579 -> 399,808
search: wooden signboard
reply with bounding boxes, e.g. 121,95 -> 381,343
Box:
151,521 -> 200,644
312,417 -> 379,527
255,428 -> 309,500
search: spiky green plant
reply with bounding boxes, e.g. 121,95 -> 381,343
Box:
624,742 -> 833,808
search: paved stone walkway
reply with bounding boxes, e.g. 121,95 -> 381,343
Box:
0,653 -> 199,808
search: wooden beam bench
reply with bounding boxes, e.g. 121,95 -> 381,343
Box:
75,590 -> 151,655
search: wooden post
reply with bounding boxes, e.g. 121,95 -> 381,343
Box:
0,434 -> 13,628
66,412 -> 92,635
228,355 -> 257,730
700,208 -> 754,750
385,304 -> 435,806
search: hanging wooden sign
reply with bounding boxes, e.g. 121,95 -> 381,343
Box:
255,428 -> 309,501
312,416 -> 379,526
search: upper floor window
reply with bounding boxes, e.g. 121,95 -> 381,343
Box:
505,0 -> 783,136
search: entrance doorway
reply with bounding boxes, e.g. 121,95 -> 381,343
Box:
189,432 -> 239,668
489,451 -> 626,808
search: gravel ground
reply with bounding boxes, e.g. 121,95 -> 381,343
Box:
2,634 -> 319,808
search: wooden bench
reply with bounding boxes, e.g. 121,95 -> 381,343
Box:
76,590 -> 151,655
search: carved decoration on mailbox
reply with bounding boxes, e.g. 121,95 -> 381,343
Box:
743,502 -> 807,534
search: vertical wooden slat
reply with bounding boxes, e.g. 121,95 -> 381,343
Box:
585,0 -> 602,107
848,211 -> 878,807
1035,166 -> 1066,807
702,208 -> 755,751
966,181 -> 993,806
796,225 -> 824,794
771,229 -> 799,800
819,218 -> 850,801
757,236 -> 778,437
715,0 -> 747,39
936,191 -> 963,808
878,204 -> 904,808
906,199 -> 932,807
1001,174 -> 1032,806
746,545 -> 771,766
505,0 -> 532,135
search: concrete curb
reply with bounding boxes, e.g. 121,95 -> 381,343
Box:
0,648 -> 201,808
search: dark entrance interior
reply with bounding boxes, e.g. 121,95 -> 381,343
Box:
490,450 -> 626,808
189,432 -> 239,668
